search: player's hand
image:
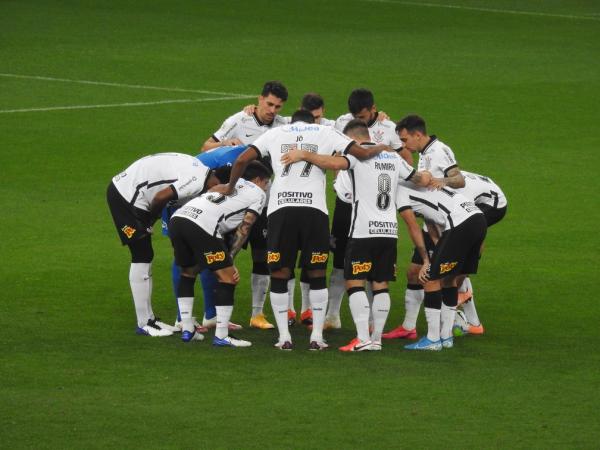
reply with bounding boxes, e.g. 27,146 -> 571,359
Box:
281,149 -> 305,165
378,111 -> 390,121
224,138 -> 243,146
242,105 -> 256,115
419,170 -> 432,186
232,266 -> 240,283
428,177 -> 446,190
418,263 -> 430,284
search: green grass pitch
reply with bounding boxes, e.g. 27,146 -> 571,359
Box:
1,0 -> 599,448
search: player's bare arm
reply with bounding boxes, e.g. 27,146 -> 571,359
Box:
201,136 -> 243,152
399,209 -> 430,267
242,104 -> 256,115
281,149 -> 349,170
148,186 -> 176,218
348,142 -> 392,160
429,166 -> 465,189
215,147 -> 258,195
425,219 -> 441,245
229,211 -> 259,259
408,170 -> 432,187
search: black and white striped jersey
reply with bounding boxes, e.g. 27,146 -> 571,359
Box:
345,151 -> 415,239
335,113 -> 403,150
112,152 -> 211,212
172,178 -> 266,238
250,121 -> 354,216
212,111 -> 288,145
459,171 -> 507,209
417,135 -> 458,178
396,182 -> 482,231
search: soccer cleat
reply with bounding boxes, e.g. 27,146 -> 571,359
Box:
136,320 -> 173,337
324,315 -> 341,330
404,336 -> 442,351
300,309 -> 313,328
181,329 -> 205,342
382,325 -> 417,340
287,310 -> 297,327
309,340 -> 329,351
468,324 -> 485,335
274,340 -> 293,351
153,318 -> 180,333
175,317 -> 209,333
250,313 -> 275,329
212,335 -> 252,347
457,289 -> 473,306
441,337 -> 454,348
339,337 -> 372,352
203,315 -> 243,331
370,341 -> 382,351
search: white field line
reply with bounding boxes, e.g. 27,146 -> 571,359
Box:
362,0 -> 600,21
0,96 -> 254,114
0,73 -> 253,97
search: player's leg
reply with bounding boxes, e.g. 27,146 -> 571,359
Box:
369,238 -> 396,348
248,212 -> 274,329
382,263 -> 422,339
287,271 -> 297,325
299,268 -> 312,327
212,265 -> 251,347
440,276 -> 459,347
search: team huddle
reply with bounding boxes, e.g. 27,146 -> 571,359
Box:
106,81 -> 507,351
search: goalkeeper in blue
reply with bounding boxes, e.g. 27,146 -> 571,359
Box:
161,144 -> 251,332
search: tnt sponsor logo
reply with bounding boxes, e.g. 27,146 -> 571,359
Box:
267,252 -> 281,263
121,225 -> 136,239
439,261 -> 458,274
352,261 -> 372,275
205,251 -> 226,264
310,252 -> 328,264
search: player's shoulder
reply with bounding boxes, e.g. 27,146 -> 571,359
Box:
374,118 -> 397,130
334,113 -> 353,127
273,115 -> 289,126
320,117 -> 336,127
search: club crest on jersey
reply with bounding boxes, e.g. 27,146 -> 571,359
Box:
352,261 -> 372,275
267,252 -> 281,263
205,251 -> 225,264
372,129 -> 385,143
310,252 -> 329,264
121,225 -> 136,239
439,261 -> 458,274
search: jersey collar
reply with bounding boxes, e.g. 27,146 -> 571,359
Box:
253,112 -> 274,127
367,112 -> 379,128
419,135 -> 437,154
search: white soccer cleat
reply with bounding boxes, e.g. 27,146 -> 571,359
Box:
212,335 -> 252,347
370,341 -> 382,351
153,318 -> 180,333
137,321 -> 173,337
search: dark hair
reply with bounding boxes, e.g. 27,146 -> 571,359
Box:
291,109 -> 315,124
261,81 -> 288,102
213,166 -> 232,183
348,88 -> 374,115
242,161 -> 272,181
301,93 -> 324,111
396,114 -> 427,134
343,119 -> 370,139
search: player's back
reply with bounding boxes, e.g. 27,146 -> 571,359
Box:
460,171 -> 507,209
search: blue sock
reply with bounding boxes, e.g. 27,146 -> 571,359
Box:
171,262 -> 182,322
200,269 -> 217,320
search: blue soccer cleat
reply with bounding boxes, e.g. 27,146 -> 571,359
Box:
181,330 -> 204,342
404,336 -> 442,351
212,335 -> 252,347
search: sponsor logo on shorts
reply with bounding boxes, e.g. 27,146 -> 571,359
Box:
352,261 -> 372,275
439,261 -> 458,274
121,225 -> 136,239
205,251 -> 225,264
310,252 -> 328,264
267,252 -> 281,263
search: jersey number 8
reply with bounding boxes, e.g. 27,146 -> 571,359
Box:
377,174 -> 391,210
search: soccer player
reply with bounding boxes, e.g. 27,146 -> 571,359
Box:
169,162 -> 271,347
217,109 -> 390,350
283,119 -> 432,351
201,81 -> 289,330
383,114 -> 466,340
326,88 -> 412,330
106,152 -> 219,336
453,170 -> 508,335
395,183 -> 487,350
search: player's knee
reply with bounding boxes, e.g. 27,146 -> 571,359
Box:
216,269 -> 239,285
347,286 -> 365,296
129,238 -> 153,263
270,277 -> 288,294
423,290 -> 443,309
309,277 -> 326,290
406,264 -> 420,284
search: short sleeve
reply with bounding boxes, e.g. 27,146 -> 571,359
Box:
250,131 -> 271,158
432,144 -> 458,175
172,163 -> 209,199
395,183 -> 412,211
398,158 -> 416,181
248,191 -> 267,216
213,114 -> 239,142
322,128 -> 353,155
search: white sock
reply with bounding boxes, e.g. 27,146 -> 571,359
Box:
215,305 -> 233,339
349,290 -> 370,342
287,278 -> 296,312
462,278 -> 481,326
300,281 -> 310,312
270,291 -> 291,342
309,288 -> 328,342
424,307 -> 441,342
177,297 -> 194,332
371,291 -> 391,343
129,263 -> 152,327
251,273 -> 269,317
402,287 -> 424,330
365,284 -> 374,327
146,267 -> 155,320
458,277 -> 469,293
440,303 -> 457,339
326,267 -> 345,317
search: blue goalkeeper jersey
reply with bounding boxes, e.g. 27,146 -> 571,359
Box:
161,145 -> 248,235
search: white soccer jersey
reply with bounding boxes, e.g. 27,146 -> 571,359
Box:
345,151 -> 415,239
251,122 -> 354,215
281,116 -> 335,127
112,153 -> 211,212
172,179 -> 266,238
459,171 -> 507,209
212,111 -> 288,145
417,136 -> 458,178
335,113 -> 403,150
396,182 -> 482,231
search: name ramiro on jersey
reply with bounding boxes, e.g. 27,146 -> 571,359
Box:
374,161 -> 396,171
278,191 -> 313,205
